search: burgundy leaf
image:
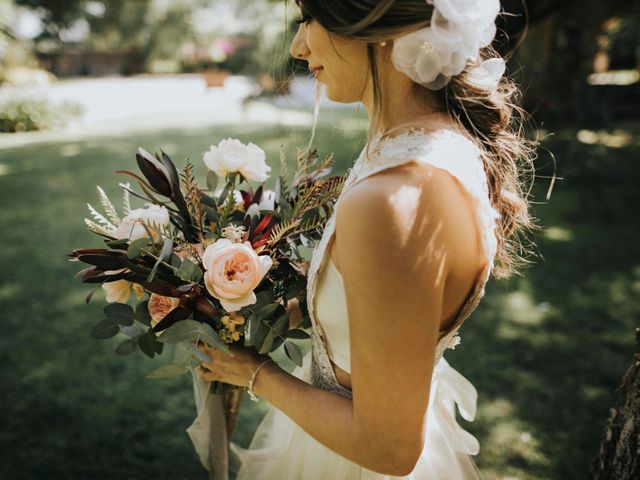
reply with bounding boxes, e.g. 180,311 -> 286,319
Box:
136,147 -> 173,197
253,213 -> 273,236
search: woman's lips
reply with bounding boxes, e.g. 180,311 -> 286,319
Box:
312,67 -> 324,78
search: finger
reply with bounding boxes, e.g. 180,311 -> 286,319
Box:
196,365 -> 217,381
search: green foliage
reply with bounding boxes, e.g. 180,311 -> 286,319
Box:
115,339 -> 137,355
90,319 -> 119,339
0,95 -> 83,132
176,258 -> 203,283
134,300 -> 151,326
126,237 -> 151,259
283,340 -> 302,366
156,319 -> 229,353
104,303 -> 134,326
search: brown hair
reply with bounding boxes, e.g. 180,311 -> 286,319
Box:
292,0 -> 540,280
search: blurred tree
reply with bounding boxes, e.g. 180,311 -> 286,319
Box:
0,0 -> 17,81
13,0 -> 85,41
499,0 -> 639,124
588,325 -> 640,479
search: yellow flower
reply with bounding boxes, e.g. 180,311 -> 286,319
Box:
102,269 -> 145,303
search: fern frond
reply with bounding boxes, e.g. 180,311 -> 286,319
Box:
97,186 -> 121,225
267,218 -> 301,249
84,218 -> 114,236
290,174 -> 345,220
86,203 -> 116,230
121,182 -> 131,215
315,152 -> 335,177
180,160 -> 205,242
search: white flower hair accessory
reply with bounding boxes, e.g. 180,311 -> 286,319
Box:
391,0 -> 504,91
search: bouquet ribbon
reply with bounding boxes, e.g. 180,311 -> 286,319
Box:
186,368 -> 235,480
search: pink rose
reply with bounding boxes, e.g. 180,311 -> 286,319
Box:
201,238 -> 272,312
148,293 -> 180,336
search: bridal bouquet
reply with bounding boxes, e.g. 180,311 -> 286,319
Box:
69,138 -> 346,394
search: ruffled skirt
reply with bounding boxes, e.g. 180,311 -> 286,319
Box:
228,350 -> 481,479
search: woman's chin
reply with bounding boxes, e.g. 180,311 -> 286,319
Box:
324,85 -> 358,104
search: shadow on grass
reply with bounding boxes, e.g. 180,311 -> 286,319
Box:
448,129 -> 640,479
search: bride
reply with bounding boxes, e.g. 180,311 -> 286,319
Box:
192,0 -> 537,478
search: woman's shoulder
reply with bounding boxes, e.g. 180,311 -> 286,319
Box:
336,152 -> 482,266
360,126 -> 491,215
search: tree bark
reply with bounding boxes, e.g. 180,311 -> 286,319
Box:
588,325 -> 640,479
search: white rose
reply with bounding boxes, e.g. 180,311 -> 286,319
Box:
114,204 -> 170,242
203,138 -> 271,183
258,189 -> 276,211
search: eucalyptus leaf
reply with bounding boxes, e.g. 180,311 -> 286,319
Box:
177,258 -> 203,283
252,319 -> 270,352
272,335 -> 285,351
257,302 -> 280,318
138,331 -> 157,358
189,343 -> 212,363
202,205 -> 219,222
104,303 -> 134,326
134,300 -> 151,326
259,329 -> 275,354
119,324 -> 145,338
147,238 -> 173,282
206,170 -> 219,192
90,319 -> 119,339
106,238 -> 130,249
284,340 -> 303,367
115,339 -> 137,355
171,341 -> 195,365
156,320 -> 229,353
152,339 -> 164,354
127,237 -> 151,259
169,253 -> 183,269
145,364 -> 188,379
286,329 -> 311,340
254,290 -> 273,306
273,312 -> 290,334
200,192 -> 217,208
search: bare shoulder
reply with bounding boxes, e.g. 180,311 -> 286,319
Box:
335,160 -> 482,270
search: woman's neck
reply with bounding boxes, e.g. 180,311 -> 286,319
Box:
361,66 -> 454,139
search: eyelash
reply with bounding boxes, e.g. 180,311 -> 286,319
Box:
295,15 -> 312,25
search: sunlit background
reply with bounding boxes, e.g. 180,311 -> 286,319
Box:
0,1 -> 639,479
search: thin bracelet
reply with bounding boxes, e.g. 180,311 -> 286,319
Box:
247,358 -> 274,402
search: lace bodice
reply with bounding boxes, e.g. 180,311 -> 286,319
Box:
305,128 -> 501,399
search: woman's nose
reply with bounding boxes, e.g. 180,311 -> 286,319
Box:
290,26 -> 310,60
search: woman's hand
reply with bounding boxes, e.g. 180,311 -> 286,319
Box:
195,341 -> 266,388
286,297 -> 304,330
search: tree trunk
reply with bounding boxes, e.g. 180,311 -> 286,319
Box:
588,325 -> 640,479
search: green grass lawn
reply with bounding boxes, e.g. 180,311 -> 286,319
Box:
0,111 -> 638,479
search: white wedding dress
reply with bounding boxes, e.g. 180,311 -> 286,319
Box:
188,127 -> 501,479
